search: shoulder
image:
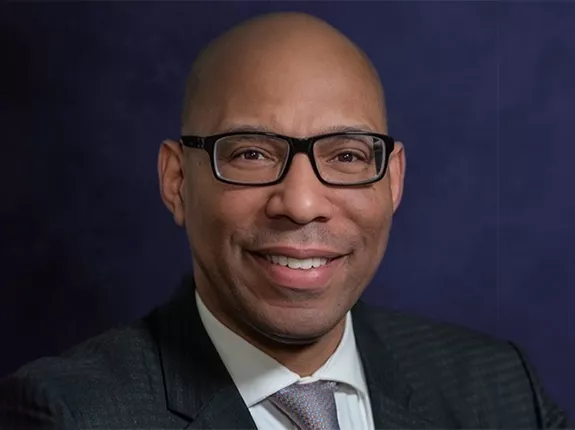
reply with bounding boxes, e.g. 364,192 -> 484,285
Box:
11,319 -> 158,388
354,303 -> 571,428
0,319 -> 164,428
355,301 -> 515,360
354,303 -> 527,400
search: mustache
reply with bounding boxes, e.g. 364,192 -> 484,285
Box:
244,226 -> 357,251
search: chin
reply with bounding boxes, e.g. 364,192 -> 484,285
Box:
244,305 -> 345,345
265,330 -> 326,346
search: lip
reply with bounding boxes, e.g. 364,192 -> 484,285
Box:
247,250 -> 346,291
251,246 -> 345,260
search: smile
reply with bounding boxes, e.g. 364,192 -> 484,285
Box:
264,255 -> 330,270
249,249 -> 346,291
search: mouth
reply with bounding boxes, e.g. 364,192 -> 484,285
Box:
263,254 -> 332,270
247,248 -> 348,291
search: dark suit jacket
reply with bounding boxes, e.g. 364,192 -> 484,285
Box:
0,282 -> 572,429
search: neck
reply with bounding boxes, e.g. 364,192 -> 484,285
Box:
197,288 -> 346,377
245,318 -> 346,376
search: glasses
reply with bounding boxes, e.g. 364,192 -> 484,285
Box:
180,131 -> 395,186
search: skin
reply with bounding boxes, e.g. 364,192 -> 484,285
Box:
158,12 -> 406,376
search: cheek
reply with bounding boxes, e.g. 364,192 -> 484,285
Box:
339,185 -> 393,244
186,173 -> 266,248
184,165 -> 227,248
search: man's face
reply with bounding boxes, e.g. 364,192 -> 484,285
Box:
161,33 -> 404,343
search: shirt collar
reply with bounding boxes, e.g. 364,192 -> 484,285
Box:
196,291 -> 369,407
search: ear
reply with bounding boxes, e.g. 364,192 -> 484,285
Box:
387,141 -> 406,213
158,139 -> 186,226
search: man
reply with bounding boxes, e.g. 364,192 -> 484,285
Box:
0,11 -> 571,430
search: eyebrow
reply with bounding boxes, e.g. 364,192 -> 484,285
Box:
216,123 -> 378,136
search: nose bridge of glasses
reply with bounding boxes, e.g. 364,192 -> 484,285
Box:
274,136 -> 312,174
286,136 -> 316,155
281,136 -> 321,181
282,152 -> 323,188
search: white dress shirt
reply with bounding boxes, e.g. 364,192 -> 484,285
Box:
196,291 -> 374,430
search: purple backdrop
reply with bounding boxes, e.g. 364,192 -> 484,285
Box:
1,1 -> 573,419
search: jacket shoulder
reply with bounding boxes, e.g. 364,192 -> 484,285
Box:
11,320 -> 158,389
356,304 -> 571,428
360,304 -> 510,354
358,304 -> 525,382
0,320 -> 170,429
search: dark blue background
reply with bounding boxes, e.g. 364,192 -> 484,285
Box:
1,1 -> 573,419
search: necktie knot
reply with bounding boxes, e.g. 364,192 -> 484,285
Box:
270,380 -> 340,430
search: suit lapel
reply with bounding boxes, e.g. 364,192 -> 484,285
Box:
147,276 -> 256,429
148,277 -> 457,429
352,301 -> 458,429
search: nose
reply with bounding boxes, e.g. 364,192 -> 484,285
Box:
265,154 -> 334,225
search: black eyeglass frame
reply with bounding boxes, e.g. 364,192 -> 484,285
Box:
180,131 -> 396,186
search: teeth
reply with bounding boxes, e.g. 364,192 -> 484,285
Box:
265,255 -> 329,270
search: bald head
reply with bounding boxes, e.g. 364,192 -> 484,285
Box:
181,12 -> 386,134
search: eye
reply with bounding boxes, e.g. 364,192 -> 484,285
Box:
233,149 -> 267,160
334,151 -> 367,163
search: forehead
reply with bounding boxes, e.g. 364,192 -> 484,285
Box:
188,40 -> 386,137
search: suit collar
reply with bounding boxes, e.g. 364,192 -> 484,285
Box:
352,300 -> 458,429
149,277 -> 456,429
147,276 -> 256,429
197,289 -> 370,408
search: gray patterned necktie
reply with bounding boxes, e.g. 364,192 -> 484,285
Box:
269,380 -> 341,430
